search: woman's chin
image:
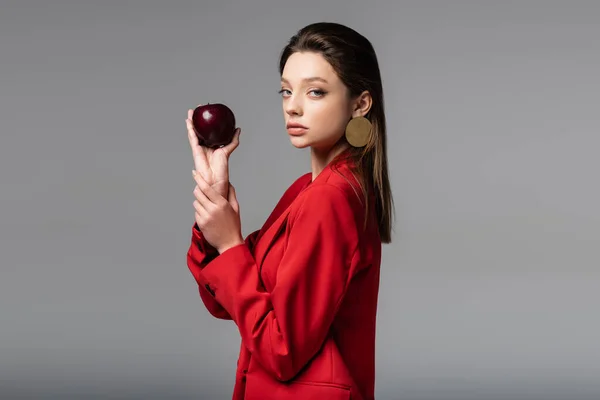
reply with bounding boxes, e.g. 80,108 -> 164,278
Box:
289,136 -> 311,148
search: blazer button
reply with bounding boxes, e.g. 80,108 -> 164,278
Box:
204,283 -> 215,296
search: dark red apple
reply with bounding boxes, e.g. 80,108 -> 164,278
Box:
192,103 -> 236,148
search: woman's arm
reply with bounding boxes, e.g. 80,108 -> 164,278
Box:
187,174 -> 309,320
194,184 -> 361,381
187,223 -> 261,320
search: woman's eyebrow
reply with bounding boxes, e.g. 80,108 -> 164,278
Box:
280,77 -> 329,84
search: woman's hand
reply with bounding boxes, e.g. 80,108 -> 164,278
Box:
186,107 -> 241,199
193,170 -> 244,254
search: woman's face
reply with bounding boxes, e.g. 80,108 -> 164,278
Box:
279,51 -> 355,150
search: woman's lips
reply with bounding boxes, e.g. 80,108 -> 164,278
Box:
287,127 -> 307,135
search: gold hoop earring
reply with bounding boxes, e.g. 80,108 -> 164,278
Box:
345,116 -> 371,147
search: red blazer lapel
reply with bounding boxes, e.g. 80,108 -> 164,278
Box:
252,173 -> 312,285
255,173 -> 311,243
253,204 -> 291,279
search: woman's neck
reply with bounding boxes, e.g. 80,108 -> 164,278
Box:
310,141 -> 350,181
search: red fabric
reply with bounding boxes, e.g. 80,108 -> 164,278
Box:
187,156 -> 382,400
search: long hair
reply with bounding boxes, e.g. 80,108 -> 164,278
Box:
279,22 -> 395,243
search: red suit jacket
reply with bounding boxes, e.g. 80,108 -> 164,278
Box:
187,154 -> 382,399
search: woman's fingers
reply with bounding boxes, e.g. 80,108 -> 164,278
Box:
221,128 -> 241,156
186,111 -> 210,175
228,183 -> 239,214
193,182 -> 212,211
193,205 -> 208,228
193,170 -> 225,206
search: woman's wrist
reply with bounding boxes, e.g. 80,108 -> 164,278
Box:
217,236 -> 245,254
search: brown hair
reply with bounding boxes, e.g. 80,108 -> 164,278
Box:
278,22 -> 395,243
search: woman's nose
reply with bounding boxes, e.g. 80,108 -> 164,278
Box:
285,95 -> 303,116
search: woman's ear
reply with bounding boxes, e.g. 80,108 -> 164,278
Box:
352,90 -> 373,118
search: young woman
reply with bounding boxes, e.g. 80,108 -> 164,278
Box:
185,22 -> 394,400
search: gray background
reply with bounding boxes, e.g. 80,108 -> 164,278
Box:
1,1 -> 599,399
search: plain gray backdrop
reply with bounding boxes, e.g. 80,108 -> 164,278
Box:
1,1 -> 599,399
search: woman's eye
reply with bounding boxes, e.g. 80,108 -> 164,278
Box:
278,88 -> 326,98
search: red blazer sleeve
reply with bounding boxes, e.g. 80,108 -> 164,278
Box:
197,184 -> 361,381
187,223 -> 261,320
